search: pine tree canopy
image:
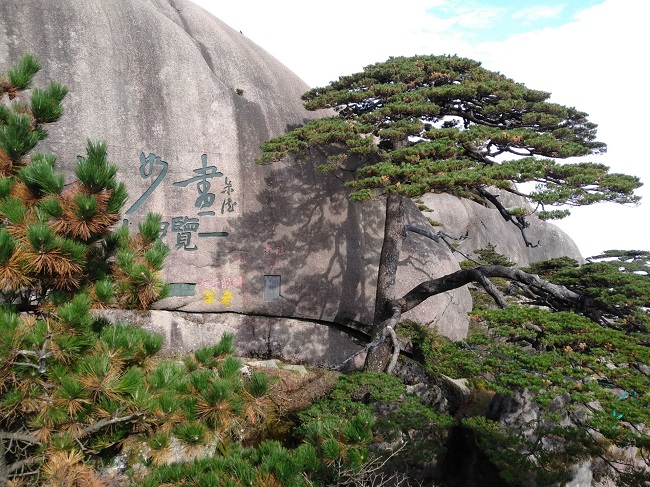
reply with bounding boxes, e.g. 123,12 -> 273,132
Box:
0,55 -> 167,310
259,55 -> 641,221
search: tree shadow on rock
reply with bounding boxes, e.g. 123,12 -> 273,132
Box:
218,147 -> 384,366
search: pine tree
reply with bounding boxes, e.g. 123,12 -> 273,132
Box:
0,54 -> 170,484
258,55 -> 642,371
0,54 -> 168,310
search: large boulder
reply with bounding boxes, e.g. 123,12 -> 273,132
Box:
419,191 -> 584,266
0,0 -> 582,362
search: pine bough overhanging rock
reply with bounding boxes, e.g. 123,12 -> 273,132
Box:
258,54 -> 642,372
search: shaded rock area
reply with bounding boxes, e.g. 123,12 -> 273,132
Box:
440,425 -> 510,487
1,0 -> 583,355
101,309 -> 368,369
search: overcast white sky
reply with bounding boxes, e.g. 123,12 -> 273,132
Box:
193,0 -> 648,258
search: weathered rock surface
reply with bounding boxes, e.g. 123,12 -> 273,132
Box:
420,191 -> 584,266
0,0 -> 471,342
487,388 -> 649,486
101,309 -> 368,368
1,0 -> 583,360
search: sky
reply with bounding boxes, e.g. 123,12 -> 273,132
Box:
192,0 -> 648,258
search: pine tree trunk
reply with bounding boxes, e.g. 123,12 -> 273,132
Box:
364,193 -> 405,372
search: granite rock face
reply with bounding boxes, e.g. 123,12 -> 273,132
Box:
101,309 -> 367,369
0,0 -> 583,360
420,191 -> 584,266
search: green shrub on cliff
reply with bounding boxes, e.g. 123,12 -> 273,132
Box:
406,248 -> 650,486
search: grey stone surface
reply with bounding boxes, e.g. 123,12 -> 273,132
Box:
0,0 -> 472,341
279,364 -> 309,375
101,309 -> 367,369
1,0 -> 581,348
246,359 -> 281,369
563,461 -> 595,487
420,191 -> 584,266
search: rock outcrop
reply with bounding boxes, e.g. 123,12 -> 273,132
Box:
0,0 -> 583,364
420,190 -> 584,266
486,389 -> 649,486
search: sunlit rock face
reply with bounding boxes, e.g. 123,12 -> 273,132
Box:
419,191 -> 584,266
0,0 -> 581,358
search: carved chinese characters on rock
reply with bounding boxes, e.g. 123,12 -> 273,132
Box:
123,152 -> 239,297
170,153 -> 234,250
125,152 -> 168,216
173,153 -> 222,216
221,177 -> 237,214
199,276 -> 244,306
124,152 -> 236,253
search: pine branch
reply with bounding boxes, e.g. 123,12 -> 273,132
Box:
8,455 -> 45,476
0,430 -> 41,482
80,412 -> 144,437
0,431 -> 39,444
477,188 -> 539,248
404,223 -> 475,262
474,271 -> 508,308
404,224 -> 467,244
385,325 -> 400,374
0,412 -> 143,452
12,333 -> 52,373
396,265 -> 605,322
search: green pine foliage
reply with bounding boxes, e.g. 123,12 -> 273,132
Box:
296,372 -> 453,485
137,370 -> 451,486
524,251 -> 650,333
398,252 -> 650,486
259,55 -> 640,221
460,242 -> 516,269
139,442 -> 322,487
0,56 -> 167,309
463,304 -> 650,485
0,55 -> 175,485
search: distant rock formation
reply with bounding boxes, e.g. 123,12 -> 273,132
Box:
420,190 -> 583,266
0,0 -> 583,363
